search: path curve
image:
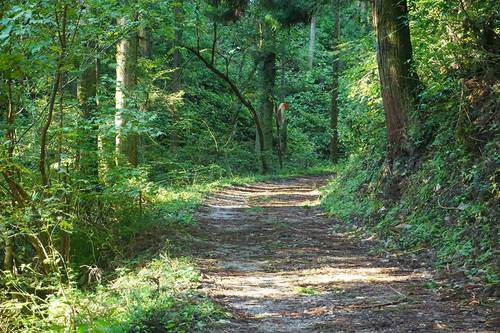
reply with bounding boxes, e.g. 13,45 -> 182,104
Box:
194,176 -> 495,332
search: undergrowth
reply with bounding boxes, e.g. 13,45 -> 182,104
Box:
321,138 -> 499,285
1,166 -> 334,332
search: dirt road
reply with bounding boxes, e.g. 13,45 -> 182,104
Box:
194,176 -> 496,332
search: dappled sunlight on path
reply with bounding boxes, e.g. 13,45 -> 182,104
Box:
193,176 -> 495,332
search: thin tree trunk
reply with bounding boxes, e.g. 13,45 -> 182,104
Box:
184,46 -> 268,173
57,76 -> 64,179
3,235 -> 16,273
138,26 -> 151,164
358,0 -> 370,26
3,78 -> 17,272
40,63 -> 64,187
330,0 -> 341,162
277,38 -> 288,163
280,41 -> 286,102
57,76 -> 71,263
138,27 -> 152,58
308,15 -> 317,70
172,0 -> 183,89
40,4 -> 68,187
78,59 -> 98,178
256,24 -> 276,165
170,0 -> 184,150
4,75 -> 55,273
257,52 -> 276,155
373,0 -> 418,160
115,16 -> 138,166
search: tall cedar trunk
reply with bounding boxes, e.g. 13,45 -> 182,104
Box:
138,26 -> 151,163
115,16 -> 138,166
170,0 -> 183,150
3,78 -> 18,272
330,0 -> 341,161
280,43 -> 286,102
172,1 -> 183,88
308,15 -> 317,70
373,0 -> 417,160
78,60 -> 98,179
256,24 -> 276,162
359,0 -> 370,26
279,40 -> 288,155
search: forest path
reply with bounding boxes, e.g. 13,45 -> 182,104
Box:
194,175 -> 495,332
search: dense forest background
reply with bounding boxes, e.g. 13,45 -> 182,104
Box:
0,0 -> 498,331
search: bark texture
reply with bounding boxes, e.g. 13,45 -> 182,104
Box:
373,0 -> 418,160
170,0 -> 184,150
115,16 -> 138,166
330,0 -> 341,162
78,60 -> 98,178
308,15 -> 317,70
256,25 -> 276,161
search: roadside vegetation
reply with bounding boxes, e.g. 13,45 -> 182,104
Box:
1,0 -> 497,331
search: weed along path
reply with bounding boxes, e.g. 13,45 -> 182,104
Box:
193,176 -> 495,332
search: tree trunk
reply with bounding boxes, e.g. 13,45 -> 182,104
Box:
373,0 -> 418,160
78,60 -> 98,178
280,40 -> 286,103
3,234 -> 16,273
3,78 -> 18,272
115,16 -> 138,166
358,0 -> 370,26
256,24 -> 276,165
172,0 -> 183,89
138,26 -> 152,163
279,39 -> 288,158
184,46 -> 269,173
138,27 -> 152,58
170,0 -> 184,150
330,0 -> 341,162
40,62 -> 64,187
308,15 -> 317,70
40,4 -> 68,188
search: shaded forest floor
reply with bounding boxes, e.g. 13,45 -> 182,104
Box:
191,175 -> 497,332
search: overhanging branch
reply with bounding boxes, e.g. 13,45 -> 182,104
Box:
182,45 -> 268,172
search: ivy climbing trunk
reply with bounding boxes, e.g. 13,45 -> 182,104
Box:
373,0 -> 418,160
330,0 -> 341,162
115,16 -> 138,166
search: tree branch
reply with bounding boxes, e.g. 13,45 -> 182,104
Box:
182,45 -> 268,172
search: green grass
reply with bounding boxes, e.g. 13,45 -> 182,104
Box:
71,255 -> 229,332
296,286 -> 320,295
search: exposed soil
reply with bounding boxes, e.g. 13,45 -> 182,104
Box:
193,175 -> 498,332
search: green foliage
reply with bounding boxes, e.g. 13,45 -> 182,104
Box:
321,0 -> 499,285
1,0 -> 498,330
296,286 -> 320,295
1,254 -> 226,332
76,255 -> 226,333
323,143 -> 498,284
